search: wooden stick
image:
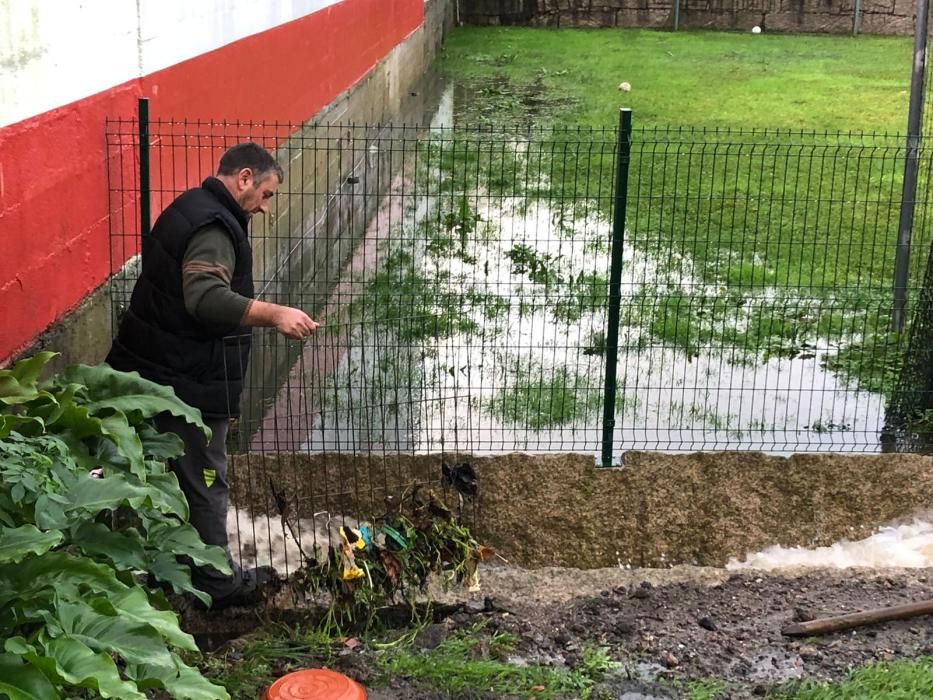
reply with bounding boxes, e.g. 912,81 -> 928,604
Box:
782,599 -> 933,637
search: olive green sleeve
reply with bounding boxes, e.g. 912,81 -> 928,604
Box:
182,225 -> 253,326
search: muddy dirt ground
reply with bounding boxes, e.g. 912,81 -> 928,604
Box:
198,564 -> 933,699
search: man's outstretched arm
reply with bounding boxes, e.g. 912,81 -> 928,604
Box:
183,227 -> 321,340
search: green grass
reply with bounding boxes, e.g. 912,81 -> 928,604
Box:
489,362 -> 603,429
200,626 -> 336,699
772,657 -> 933,699
686,678 -> 730,699
202,622 -> 623,700
441,28 -> 911,131
376,626 -> 622,699
349,246 -> 480,342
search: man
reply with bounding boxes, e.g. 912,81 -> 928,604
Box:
108,142 -> 319,608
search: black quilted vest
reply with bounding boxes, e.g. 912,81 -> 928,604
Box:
108,177 -> 254,417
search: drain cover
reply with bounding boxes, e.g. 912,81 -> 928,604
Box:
264,668 -> 366,700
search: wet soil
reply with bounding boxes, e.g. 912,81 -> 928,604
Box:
195,564 -> 933,699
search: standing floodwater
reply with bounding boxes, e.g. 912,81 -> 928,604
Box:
248,88 -> 902,457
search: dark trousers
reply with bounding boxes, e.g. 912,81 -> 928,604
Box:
155,413 -> 236,598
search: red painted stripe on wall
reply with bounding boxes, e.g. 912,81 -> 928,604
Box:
0,0 -> 424,364
145,0 -> 423,123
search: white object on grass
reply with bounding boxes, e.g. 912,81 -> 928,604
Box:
618,81 -> 632,92
751,25 -> 762,33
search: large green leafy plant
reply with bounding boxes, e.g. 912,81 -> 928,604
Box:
0,352 -> 230,699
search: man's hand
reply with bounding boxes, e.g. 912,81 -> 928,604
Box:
242,299 -> 322,339
274,306 -> 320,340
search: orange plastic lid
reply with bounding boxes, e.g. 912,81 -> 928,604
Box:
264,669 -> 367,700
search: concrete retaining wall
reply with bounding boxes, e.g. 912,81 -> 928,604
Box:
230,449 -> 933,568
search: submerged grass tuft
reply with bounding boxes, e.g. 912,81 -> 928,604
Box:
489,362 -> 602,429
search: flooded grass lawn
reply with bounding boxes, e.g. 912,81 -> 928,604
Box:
277,29 -> 918,455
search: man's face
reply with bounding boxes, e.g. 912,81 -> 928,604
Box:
234,169 -> 280,218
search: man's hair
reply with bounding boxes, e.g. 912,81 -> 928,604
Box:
217,142 -> 284,183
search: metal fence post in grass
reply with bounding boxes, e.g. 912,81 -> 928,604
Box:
673,0 -> 681,31
138,97 -> 151,239
892,0 -> 929,332
600,108 -> 633,468
853,0 -> 862,35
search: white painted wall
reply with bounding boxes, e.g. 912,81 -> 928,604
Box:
136,0 -> 340,75
0,1 -> 138,127
0,0 -> 343,128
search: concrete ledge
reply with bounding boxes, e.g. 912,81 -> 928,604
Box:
229,449 -> 933,568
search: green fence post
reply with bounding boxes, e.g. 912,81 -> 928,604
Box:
600,108 -> 633,468
138,97 -> 151,238
892,0 -> 930,332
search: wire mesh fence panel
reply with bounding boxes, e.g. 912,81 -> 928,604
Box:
105,112 -> 924,573
107,117 -> 919,464
237,124 -> 620,459
621,128 -> 908,453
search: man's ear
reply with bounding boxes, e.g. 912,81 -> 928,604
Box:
238,168 -> 253,189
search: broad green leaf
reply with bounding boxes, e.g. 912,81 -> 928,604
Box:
64,474 -> 154,515
137,423 -> 186,461
66,471 -> 189,522
126,652 -> 230,700
4,637 -> 34,655
92,396 -> 208,430
49,431 -> 98,471
50,365 -> 208,435
1,361 -> 227,700
33,634 -> 146,700
71,522 -> 147,571
8,352 -> 56,386
99,413 -> 146,478
0,652 -> 58,700
0,415 -> 44,440
0,552 -> 128,607
0,353 -> 56,406
0,525 -> 63,563
146,522 -> 230,572
19,394 -> 61,424
147,552 -> 210,605
53,598 -> 174,669
33,493 -> 68,531
92,434 -> 132,472
146,472 -> 190,519
47,382 -> 82,412
48,403 -> 103,441
0,379 -> 39,405
104,588 -> 196,651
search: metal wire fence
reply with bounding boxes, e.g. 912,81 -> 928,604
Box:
108,112 -> 921,459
